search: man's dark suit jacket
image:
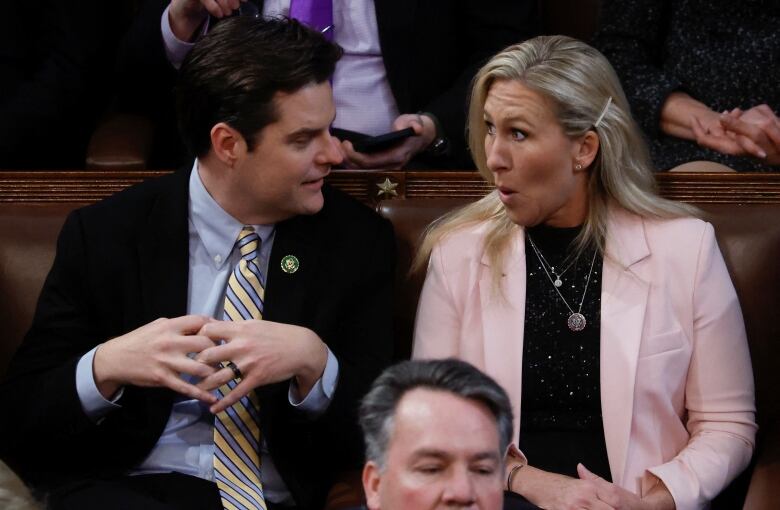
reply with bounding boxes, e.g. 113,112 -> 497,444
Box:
117,0 -> 539,169
0,168 -> 396,510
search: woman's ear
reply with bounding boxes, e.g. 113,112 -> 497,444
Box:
210,122 -> 246,168
574,130 -> 600,171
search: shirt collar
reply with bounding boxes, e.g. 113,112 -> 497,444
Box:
189,160 -> 275,268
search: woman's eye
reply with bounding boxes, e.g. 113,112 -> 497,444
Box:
511,129 -> 526,141
485,122 -> 496,135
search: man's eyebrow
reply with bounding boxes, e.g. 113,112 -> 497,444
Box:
409,448 -> 500,462
284,127 -> 321,142
409,448 -> 450,460
284,113 -> 336,142
470,451 -> 501,462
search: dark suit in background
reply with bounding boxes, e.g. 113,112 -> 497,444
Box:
117,0 -> 539,169
0,0 -> 130,168
0,168 -> 395,509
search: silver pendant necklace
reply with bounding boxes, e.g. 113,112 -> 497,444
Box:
527,233 -> 598,332
527,239 -> 576,288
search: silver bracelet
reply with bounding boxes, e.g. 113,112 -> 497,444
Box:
506,463 -> 524,491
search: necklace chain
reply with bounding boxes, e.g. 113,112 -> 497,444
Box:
527,233 -> 598,331
528,237 -> 577,285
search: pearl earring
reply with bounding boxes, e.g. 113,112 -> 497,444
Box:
575,163 -> 583,170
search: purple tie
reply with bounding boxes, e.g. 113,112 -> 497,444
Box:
289,0 -> 334,40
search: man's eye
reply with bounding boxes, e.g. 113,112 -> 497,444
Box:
416,464 -> 443,474
471,464 -> 497,476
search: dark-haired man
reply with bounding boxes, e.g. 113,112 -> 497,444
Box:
119,0 -> 538,170
0,16 -> 394,510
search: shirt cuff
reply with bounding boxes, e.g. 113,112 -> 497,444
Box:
288,348 -> 339,414
161,4 -> 210,69
76,347 -> 123,422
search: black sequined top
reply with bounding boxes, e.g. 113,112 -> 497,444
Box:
519,224 -> 611,480
593,0 -> 780,172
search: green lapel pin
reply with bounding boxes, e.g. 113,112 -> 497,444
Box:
280,255 -> 300,274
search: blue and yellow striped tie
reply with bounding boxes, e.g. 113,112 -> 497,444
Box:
214,226 -> 267,510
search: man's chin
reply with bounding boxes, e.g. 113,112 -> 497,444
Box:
298,191 -> 325,216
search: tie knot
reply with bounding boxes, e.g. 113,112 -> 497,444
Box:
236,226 -> 260,260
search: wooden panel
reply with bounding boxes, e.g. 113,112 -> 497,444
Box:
0,171 -> 168,203
1,170 -> 780,205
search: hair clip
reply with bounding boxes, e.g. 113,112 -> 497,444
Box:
594,96 -> 612,128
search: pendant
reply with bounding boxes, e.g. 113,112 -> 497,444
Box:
554,277 -> 563,287
567,312 -> 587,331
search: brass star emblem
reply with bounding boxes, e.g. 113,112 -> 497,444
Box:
376,178 -> 399,198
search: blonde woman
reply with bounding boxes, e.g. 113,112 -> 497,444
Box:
412,36 -> 756,510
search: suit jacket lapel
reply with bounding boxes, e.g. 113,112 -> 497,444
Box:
480,227 -> 527,443
138,169 -> 191,325
263,214 -> 319,327
255,211 -> 320,436
600,207 -> 650,485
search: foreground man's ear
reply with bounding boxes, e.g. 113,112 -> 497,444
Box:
362,460 -> 382,510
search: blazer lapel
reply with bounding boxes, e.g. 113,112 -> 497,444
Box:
480,228 -> 527,443
138,169 -> 191,324
600,208 -> 651,484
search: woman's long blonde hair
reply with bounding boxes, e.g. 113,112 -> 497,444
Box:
414,35 -> 696,285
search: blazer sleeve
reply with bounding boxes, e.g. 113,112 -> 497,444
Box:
412,243 -> 463,359
646,223 -> 756,510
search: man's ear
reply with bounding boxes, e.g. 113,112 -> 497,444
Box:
574,130 -> 600,171
362,461 -> 382,510
210,122 -> 246,167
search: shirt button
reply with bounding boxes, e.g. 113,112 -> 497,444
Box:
214,254 -> 222,264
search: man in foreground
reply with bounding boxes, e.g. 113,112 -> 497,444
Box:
359,359 -> 513,510
0,16 -> 394,510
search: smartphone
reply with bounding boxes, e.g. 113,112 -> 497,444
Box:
331,127 -> 416,153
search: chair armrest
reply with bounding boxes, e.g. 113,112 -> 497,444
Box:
742,420 -> 780,510
86,113 -> 154,171
324,470 -> 364,510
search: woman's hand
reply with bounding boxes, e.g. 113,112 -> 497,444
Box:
689,105 -> 780,165
716,106 -> 780,165
575,464 -> 675,510
507,462 -> 614,510
504,458 -> 676,510
659,92 -> 724,141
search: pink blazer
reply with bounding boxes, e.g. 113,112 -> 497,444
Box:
413,207 -> 756,510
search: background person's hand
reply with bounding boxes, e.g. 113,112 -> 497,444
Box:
93,315 -> 219,403
716,105 -> 780,165
659,91 -> 725,141
169,0 -> 246,41
194,319 -> 328,413
691,107 -> 780,165
338,114 -> 436,169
